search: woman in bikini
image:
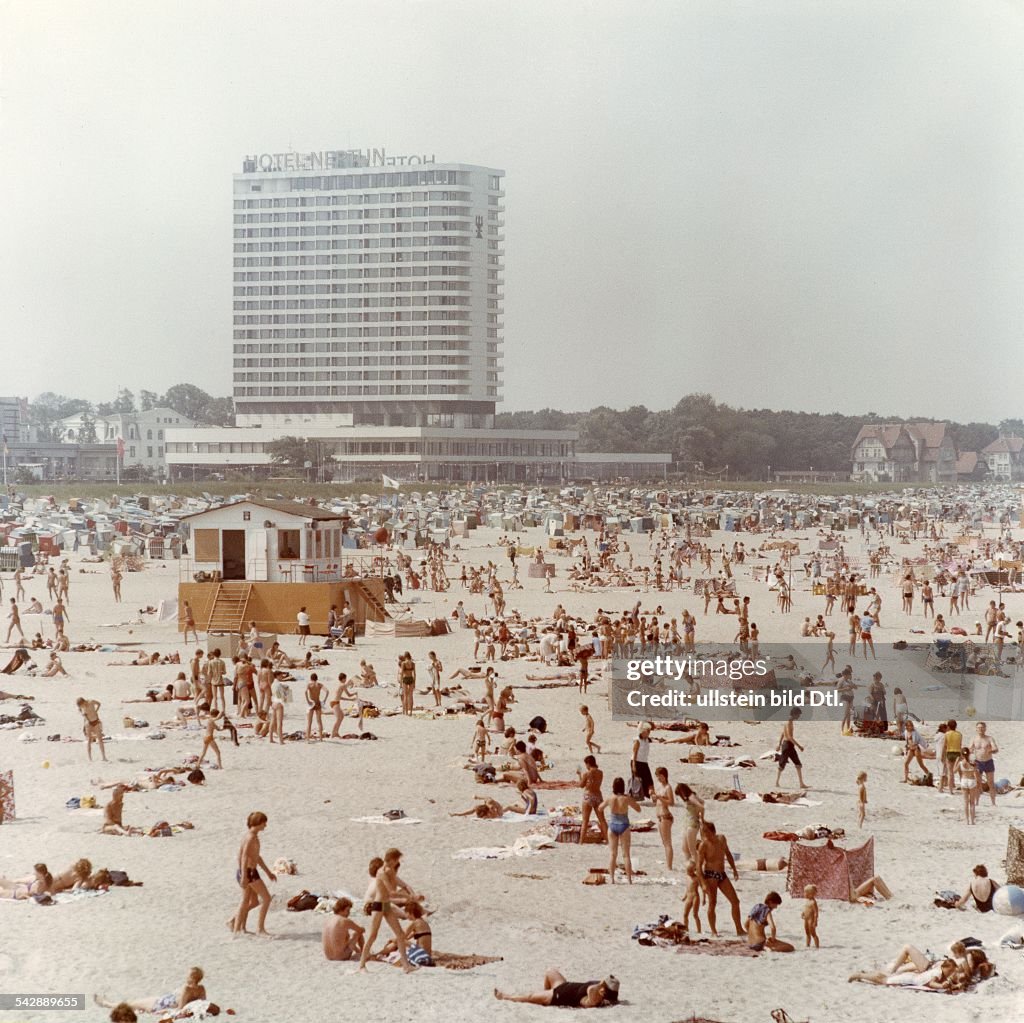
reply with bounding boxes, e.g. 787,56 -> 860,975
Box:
305,674 -> 326,742
653,766 -> 676,871
399,652 -> 416,716
0,863 -> 52,900
599,777 -> 642,884
954,749 -> 981,825
675,782 -> 705,865
577,755 -> 608,843
95,967 -> 206,1015
76,697 -> 107,762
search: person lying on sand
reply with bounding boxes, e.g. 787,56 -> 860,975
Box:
95,967 -> 206,1015
848,942 -> 975,988
0,863 -> 52,900
655,723 -> 710,745
494,970 -> 619,1007
450,797 -> 504,819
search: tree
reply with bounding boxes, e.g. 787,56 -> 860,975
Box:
113,389 -> 136,414
139,389 -> 159,412
162,384 -> 234,426
78,412 -> 98,444
265,436 -> 326,478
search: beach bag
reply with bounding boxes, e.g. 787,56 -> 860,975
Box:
65,797 -> 80,810
383,809 -> 406,820
628,775 -> 643,799
80,795 -> 97,809
287,890 -> 318,912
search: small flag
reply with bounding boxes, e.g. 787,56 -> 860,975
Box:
116,437 -> 125,458
382,473 -> 400,490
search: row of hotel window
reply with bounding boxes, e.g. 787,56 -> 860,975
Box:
233,313 -> 481,324
233,370 -> 471,382
232,341 -> 499,354
235,187 -> 473,205
234,209 -> 498,223
232,328 -> 481,339
233,224 -> 499,237
233,356 -> 472,368
234,235 -> 481,249
230,385 -> 494,398
233,281 -> 475,295
233,266 -> 499,280
233,298 -> 475,309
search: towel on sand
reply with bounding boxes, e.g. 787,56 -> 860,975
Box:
453,834 -> 555,860
350,815 -> 423,825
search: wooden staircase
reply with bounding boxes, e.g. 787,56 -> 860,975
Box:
206,583 -> 253,634
349,580 -> 390,622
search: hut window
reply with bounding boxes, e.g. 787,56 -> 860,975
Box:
278,529 -> 300,559
194,529 -> 220,562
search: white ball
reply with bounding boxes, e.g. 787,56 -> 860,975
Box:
892,744 -> 903,756
994,885 -> 1024,916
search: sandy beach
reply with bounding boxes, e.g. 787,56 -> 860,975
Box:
2,518 -> 1023,1023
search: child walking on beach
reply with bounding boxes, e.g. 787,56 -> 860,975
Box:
856,771 -> 867,828
580,705 -> 600,754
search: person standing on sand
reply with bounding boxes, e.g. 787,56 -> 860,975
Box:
77,697 -> 107,762
110,565 -> 122,603
206,648 -> 226,713
428,651 -> 443,707
578,755 -> 608,843
6,598 -> 24,643
231,811 -> 276,936
969,722 -> 999,807
305,673 -> 326,741
696,820 -> 743,937
775,708 -> 807,789
399,651 -> 416,716
296,606 -> 310,647
182,601 -> 198,643
358,855 -> 414,973
199,708 -> 224,769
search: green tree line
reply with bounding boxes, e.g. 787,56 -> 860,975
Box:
28,384 -> 234,441
496,394 -> 1020,478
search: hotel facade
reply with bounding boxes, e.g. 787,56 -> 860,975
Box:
166,148 -> 666,482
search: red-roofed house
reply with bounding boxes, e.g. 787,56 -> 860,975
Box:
851,422 -> 959,483
981,436 -> 1024,480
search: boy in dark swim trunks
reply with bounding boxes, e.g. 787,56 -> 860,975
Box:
231,811 -> 276,936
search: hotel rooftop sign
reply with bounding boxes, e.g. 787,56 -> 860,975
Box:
243,149 -> 436,172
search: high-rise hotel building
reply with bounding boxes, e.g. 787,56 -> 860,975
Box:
231,150 -> 503,429
166,149 -> 669,481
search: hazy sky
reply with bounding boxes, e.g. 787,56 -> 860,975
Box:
2,0 -> 1023,422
